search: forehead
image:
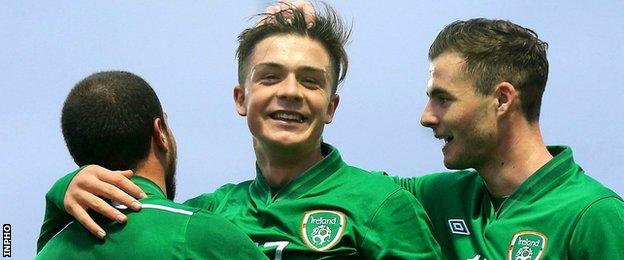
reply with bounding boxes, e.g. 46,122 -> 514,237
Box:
249,35 -> 331,73
427,52 -> 472,92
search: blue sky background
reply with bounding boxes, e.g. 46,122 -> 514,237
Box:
2,1 -> 622,258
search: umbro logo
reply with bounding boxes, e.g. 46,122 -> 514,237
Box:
448,218 -> 470,235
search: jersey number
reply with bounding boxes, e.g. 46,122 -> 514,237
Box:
259,241 -> 289,260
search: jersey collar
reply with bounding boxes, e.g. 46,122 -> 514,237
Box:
250,142 -> 345,203
130,175 -> 166,199
496,145 -> 577,217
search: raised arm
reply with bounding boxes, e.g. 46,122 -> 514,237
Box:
37,165 -> 145,248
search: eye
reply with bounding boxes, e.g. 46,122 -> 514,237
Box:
299,76 -> 324,90
302,77 -> 319,85
259,74 -> 281,85
434,96 -> 453,106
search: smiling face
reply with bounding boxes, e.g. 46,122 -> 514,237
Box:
421,52 -> 498,170
234,34 -> 339,153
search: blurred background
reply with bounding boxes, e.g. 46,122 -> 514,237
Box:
2,1 -> 622,257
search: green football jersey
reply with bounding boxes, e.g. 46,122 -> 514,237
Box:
389,146 -> 624,260
37,176 -> 266,259
39,144 -> 442,259
185,143 -> 442,259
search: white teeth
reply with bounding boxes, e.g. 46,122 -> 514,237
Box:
435,135 -> 452,144
272,112 -> 304,122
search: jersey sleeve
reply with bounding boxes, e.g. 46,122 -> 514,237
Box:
359,188 -> 442,259
185,210 -> 268,259
569,196 -> 624,259
36,168 -> 82,252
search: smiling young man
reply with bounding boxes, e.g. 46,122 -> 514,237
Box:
389,19 -> 624,259
36,5 -> 442,259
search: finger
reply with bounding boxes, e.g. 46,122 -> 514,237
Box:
91,181 -> 143,211
117,170 -> 134,179
80,192 -> 128,224
265,5 -> 279,14
100,172 -> 147,200
68,203 -> 107,239
278,1 -> 290,11
257,5 -> 279,26
296,1 -> 315,27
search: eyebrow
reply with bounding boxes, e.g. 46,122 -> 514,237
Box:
252,62 -> 327,75
427,86 -> 453,97
297,66 -> 327,75
251,62 -> 283,73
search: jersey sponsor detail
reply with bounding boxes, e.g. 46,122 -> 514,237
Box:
301,210 -> 345,251
448,218 -> 470,235
507,231 -> 547,260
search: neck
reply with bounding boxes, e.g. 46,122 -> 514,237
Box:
133,152 -> 167,196
477,120 -> 553,197
254,139 -> 324,188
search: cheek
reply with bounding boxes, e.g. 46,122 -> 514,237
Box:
307,93 -> 331,113
245,91 -> 269,114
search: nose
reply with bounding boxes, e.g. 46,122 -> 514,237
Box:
276,74 -> 303,101
420,100 -> 438,128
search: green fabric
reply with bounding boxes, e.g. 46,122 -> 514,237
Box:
36,176 -> 266,259
389,145 -> 624,259
38,143 -> 441,259
37,167 -> 82,252
186,143 -> 442,259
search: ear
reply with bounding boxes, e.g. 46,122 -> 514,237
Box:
233,85 -> 247,116
324,94 -> 340,124
493,82 -> 517,116
152,118 -> 169,152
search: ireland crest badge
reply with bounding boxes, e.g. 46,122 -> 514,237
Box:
301,210 -> 346,251
508,231 -> 547,260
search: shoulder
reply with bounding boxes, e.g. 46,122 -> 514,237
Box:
554,166 -> 622,213
327,164 -> 427,210
186,209 -> 245,232
185,210 -> 266,259
335,164 -> 405,193
417,169 -> 479,185
572,171 -> 621,200
185,180 -> 254,207
404,170 -> 481,196
214,180 -> 254,191
575,196 -> 624,228
572,175 -> 623,216
139,197 -> 203,216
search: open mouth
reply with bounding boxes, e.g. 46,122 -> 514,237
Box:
435,135 -> 454,145
269,111 -> 307,123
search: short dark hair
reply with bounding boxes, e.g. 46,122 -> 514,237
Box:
61,71 -> 164,170
429,18 -> 549,122
236,3 -> 351,94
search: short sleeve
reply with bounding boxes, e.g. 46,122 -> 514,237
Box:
569,196 -> 624,259
360,189 -> 442,259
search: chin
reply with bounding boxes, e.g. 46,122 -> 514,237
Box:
267,132 -> 308,145
443,157 -> 470,170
